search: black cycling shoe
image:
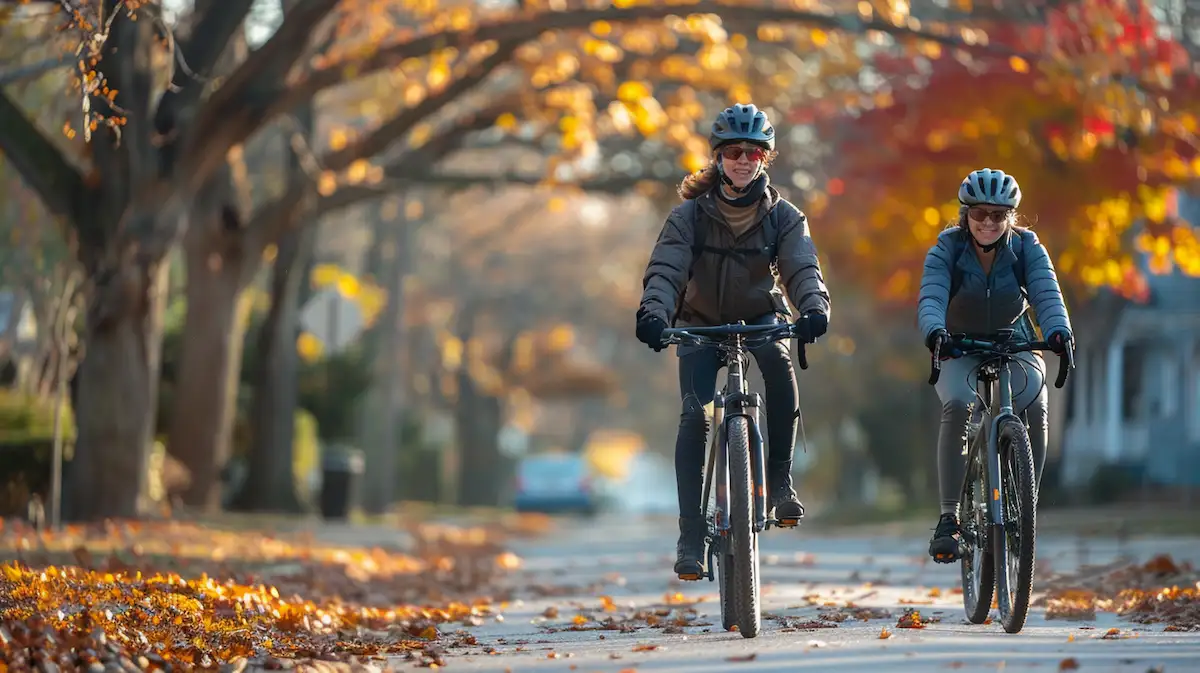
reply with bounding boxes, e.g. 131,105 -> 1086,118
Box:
929,513 -> 963,563
770,484 -> 805,527
673,517 -> 706,580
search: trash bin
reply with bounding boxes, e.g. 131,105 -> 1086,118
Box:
319,446 -> 365,520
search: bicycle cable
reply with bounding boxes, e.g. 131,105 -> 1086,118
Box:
964,350 -> 1049,414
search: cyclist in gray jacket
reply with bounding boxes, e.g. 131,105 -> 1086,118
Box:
917,168 -> 1074,562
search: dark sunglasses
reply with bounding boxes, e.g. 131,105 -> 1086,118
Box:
719,145 -> 767,162
967,206 -> 1012,224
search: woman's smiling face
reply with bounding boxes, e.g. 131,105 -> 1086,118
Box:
967,205 -> 1013,246
718,143 -> 766,189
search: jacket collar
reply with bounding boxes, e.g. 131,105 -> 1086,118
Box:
955,227 -> 1019,278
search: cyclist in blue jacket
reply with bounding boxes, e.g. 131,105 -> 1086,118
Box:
917,168 -> 1075,562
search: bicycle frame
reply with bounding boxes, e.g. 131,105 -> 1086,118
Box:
931,329 -> 1074,531
708,338 -> 769,538
661,320 -> 808,580
980,356 -> 1018,529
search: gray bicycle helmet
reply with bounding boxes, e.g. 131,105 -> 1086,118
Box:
709,103 -> 776,151
958,168 -> 1022,208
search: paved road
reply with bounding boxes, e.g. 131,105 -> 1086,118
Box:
393,515 -> 1200,672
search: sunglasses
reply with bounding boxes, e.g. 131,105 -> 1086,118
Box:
719,145 -> 767,162
967,206 -> 1013,224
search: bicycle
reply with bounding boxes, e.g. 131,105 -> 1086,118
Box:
661,317 -> 812,639
928,327 -> 1074,634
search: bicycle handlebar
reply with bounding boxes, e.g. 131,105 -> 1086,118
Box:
661,319 -> 811,369
928,334 -> 1075,389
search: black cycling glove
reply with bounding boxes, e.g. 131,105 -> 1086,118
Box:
635,308 -> 668,352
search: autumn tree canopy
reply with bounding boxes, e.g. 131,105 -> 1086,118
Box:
809,0 -> 1200,304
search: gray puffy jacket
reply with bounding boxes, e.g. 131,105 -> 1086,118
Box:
917,226 -> 1072,342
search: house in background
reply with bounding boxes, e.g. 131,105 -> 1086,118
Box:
1059,190 -> 1200,496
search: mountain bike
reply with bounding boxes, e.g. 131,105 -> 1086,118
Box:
929,327 -> 1074,634
661,318 -> 812,639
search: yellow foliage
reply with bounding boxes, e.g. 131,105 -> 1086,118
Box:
317,172 -> 338,197
544,324 -> 575,353
297,332 -> 324,363
496,112 -> 518,131
441,335 -> 463,370
346,159 -> 371,184
311,264 -> 343,288
329,128 -> 349,151
336,274 -> 361,299
681,151 -> 708,174
617,80 -> 651,103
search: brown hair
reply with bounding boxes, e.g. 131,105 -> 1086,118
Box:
677,147 -> 779,201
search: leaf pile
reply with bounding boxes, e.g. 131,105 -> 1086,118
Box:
0,519 -> 525,670
537,594 -> 713,635
1038,554 -> 1200,629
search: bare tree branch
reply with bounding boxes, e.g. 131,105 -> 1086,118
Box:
0,87 -> 86,223
151,0 -> 258,143
183,0 -> 341,186
322,39 -> 523,172
316,171 -> 675,216
0,55 -> 73,87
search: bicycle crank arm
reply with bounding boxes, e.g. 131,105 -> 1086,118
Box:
705,536 -> 719,581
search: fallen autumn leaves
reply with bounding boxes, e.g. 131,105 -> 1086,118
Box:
1038,554 -> 1200,630
0,518 -> 531,671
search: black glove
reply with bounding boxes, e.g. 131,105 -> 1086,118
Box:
925,328 -> 951,356
796,312 -> 827,343
1047,329 -> 1073,356
635,307 -> 668,352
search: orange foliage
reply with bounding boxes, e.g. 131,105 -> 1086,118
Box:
0,519 -> 520,668
809,0 -> 1200,302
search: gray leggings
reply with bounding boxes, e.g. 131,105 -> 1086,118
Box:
934,351 -> 1048,515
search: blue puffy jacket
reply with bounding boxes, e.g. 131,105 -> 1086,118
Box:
917,226 -> 1072,342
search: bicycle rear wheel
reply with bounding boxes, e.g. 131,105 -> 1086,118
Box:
727,415 -> 761,638
994,417 -> 1036,634
958,441 -> 994,624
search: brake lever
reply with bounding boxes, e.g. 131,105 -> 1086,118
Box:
928,339 -> 942,385
1054,341 -> 1075,389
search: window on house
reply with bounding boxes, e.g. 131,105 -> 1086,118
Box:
1122,344 -> 1146,421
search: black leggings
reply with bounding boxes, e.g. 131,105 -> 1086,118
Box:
674,340 -> 799,519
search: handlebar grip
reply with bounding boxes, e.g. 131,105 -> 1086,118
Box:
1054,344 -> 1074,389
797,343 -> 808,370
928,340 -> 942,385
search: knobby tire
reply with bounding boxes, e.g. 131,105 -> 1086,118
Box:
727,415 -> 761,638
995,417 -> 1037,634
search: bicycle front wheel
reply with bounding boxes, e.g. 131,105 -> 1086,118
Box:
727,415 -> 761,638
994,417 -> 1037,634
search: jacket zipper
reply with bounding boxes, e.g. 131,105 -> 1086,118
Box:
985,255 -> 997,334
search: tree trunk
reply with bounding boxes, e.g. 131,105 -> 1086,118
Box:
452,307 -> 505,507
455,370 -> 504,507
168,211 -> 255,512
68,259 -> 169,521
360,207 -> 411,514
230,223 -> 313,512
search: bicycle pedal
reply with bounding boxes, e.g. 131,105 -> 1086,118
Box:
775,517 -> 801,528
677,573 -> 702,581
932,553 -> 958,564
